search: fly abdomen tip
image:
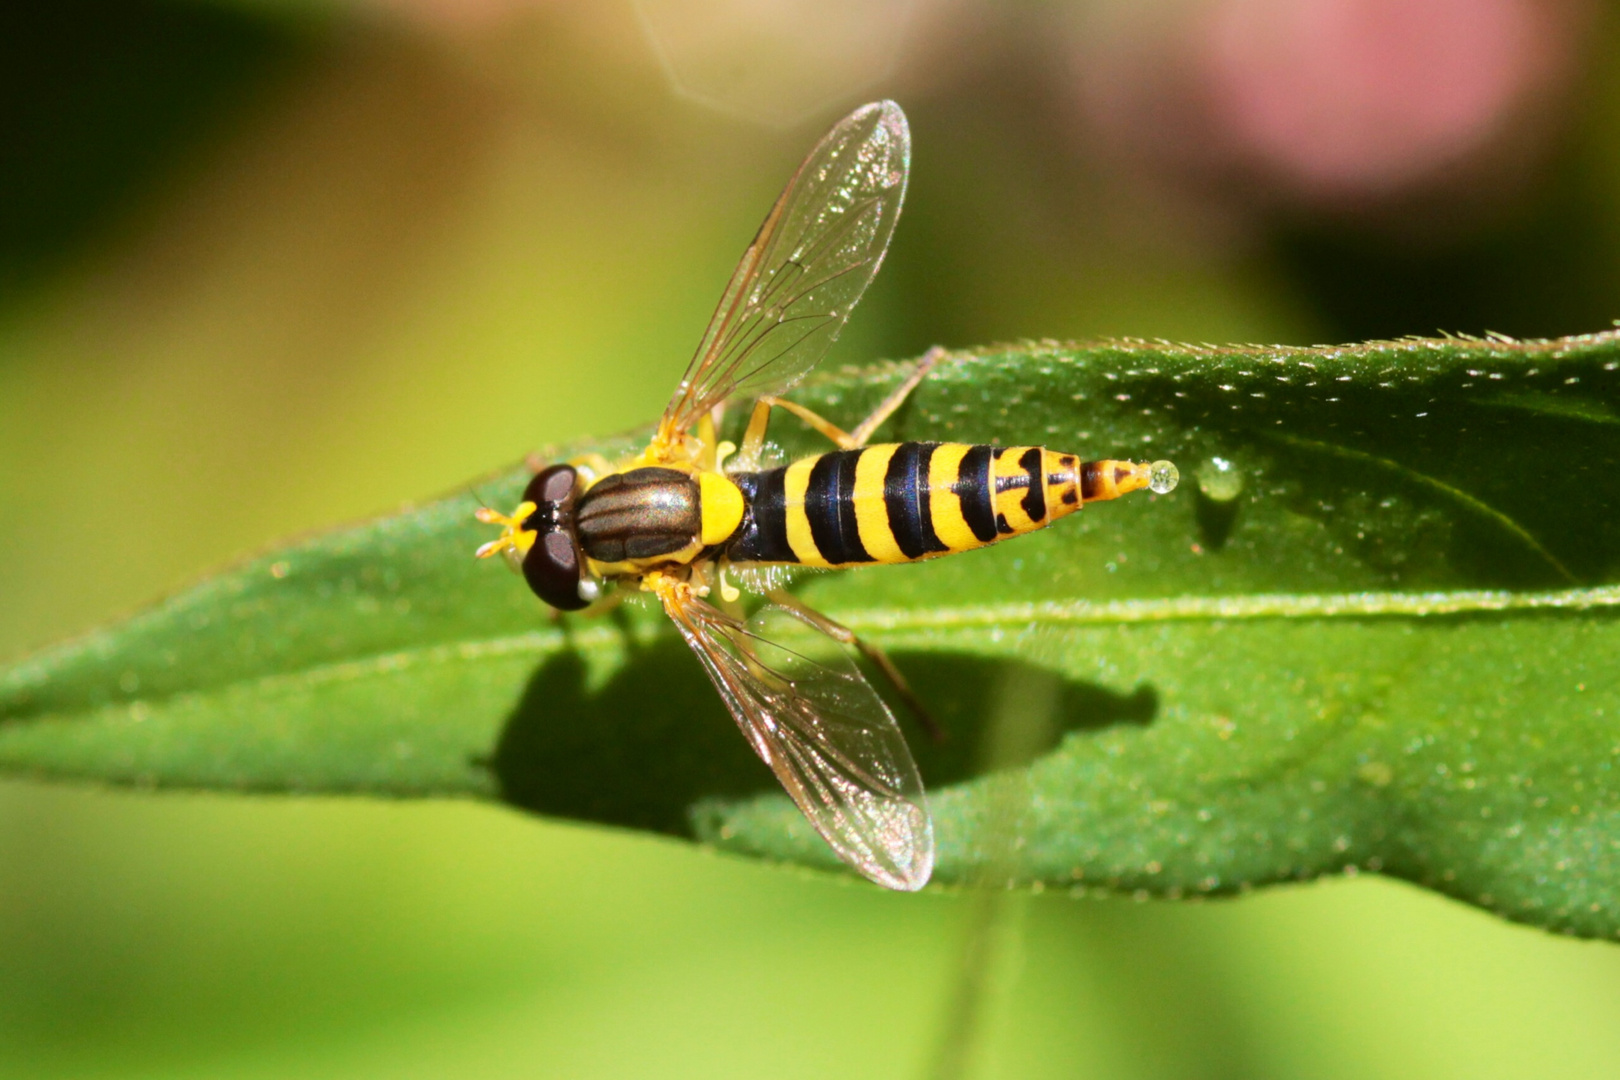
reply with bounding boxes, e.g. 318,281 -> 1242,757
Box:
1073,457 -> 1178,502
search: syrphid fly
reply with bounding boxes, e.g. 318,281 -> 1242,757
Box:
477,101 -> 1178,890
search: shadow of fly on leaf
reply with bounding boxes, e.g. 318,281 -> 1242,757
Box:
488,645 -> 1158,845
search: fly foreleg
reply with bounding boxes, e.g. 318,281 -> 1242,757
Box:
551,452 -> 613,485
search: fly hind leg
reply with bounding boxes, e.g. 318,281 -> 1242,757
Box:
844,344 -> 946,449
735,345 -> 945,467
767,588 -> 945,743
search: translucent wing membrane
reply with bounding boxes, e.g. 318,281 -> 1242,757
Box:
660,592 -> 934,891
658,101 -> 911,443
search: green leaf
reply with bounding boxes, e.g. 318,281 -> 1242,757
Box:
4,332 -> 1620,938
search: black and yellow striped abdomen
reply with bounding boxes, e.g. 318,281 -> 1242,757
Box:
726,442 -> 1123,569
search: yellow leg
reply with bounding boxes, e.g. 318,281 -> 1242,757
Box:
739,346 -> 947,463
546,582 -> 629,628
767,589 -> 944,743
528,450 -> 612,478
845,345 -> 945,448
563,453 -> 614,485
577,585 -> 627,619
735,399 -> 775,469
695,413 -> 719,470
755,397 -> 863,449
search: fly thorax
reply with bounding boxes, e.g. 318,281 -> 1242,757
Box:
575,467 -> 703,563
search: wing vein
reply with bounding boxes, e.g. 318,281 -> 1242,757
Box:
654,102 -> 911,445
658,587 -> 934,891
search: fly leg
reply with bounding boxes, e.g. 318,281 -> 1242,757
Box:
544,582 -> 627,625
530,451 -> 614,484
578,585 -> 628,619
565,453 -> 615,484
843,344 -> 945,448
734,398 -> 776,470
767,588 -> 944,743
735,345 -> 946,466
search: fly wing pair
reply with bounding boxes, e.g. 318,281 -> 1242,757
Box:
653,101 -> 933,890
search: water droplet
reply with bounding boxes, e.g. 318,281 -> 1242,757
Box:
1195,457 -> 1242,501
1148,460 -> 1180,495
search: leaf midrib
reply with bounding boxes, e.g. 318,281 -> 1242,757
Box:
21,584 -> 1620,721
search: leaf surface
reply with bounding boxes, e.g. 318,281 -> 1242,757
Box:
4,333 -> 1619,937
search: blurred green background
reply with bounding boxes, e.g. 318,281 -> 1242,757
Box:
5,1 -> 1620,1076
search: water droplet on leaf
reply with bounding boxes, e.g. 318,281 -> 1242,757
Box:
1195,457 -> 1243,502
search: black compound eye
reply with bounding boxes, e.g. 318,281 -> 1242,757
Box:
523,528 -> 589,610
523,464 -> 578,511
515,464 -> 588,610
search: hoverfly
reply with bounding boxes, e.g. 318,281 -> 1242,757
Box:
476,101 -> 1178,891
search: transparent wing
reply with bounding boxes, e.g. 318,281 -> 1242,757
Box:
660,590 -> 934,891
657,100 -> 910,443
